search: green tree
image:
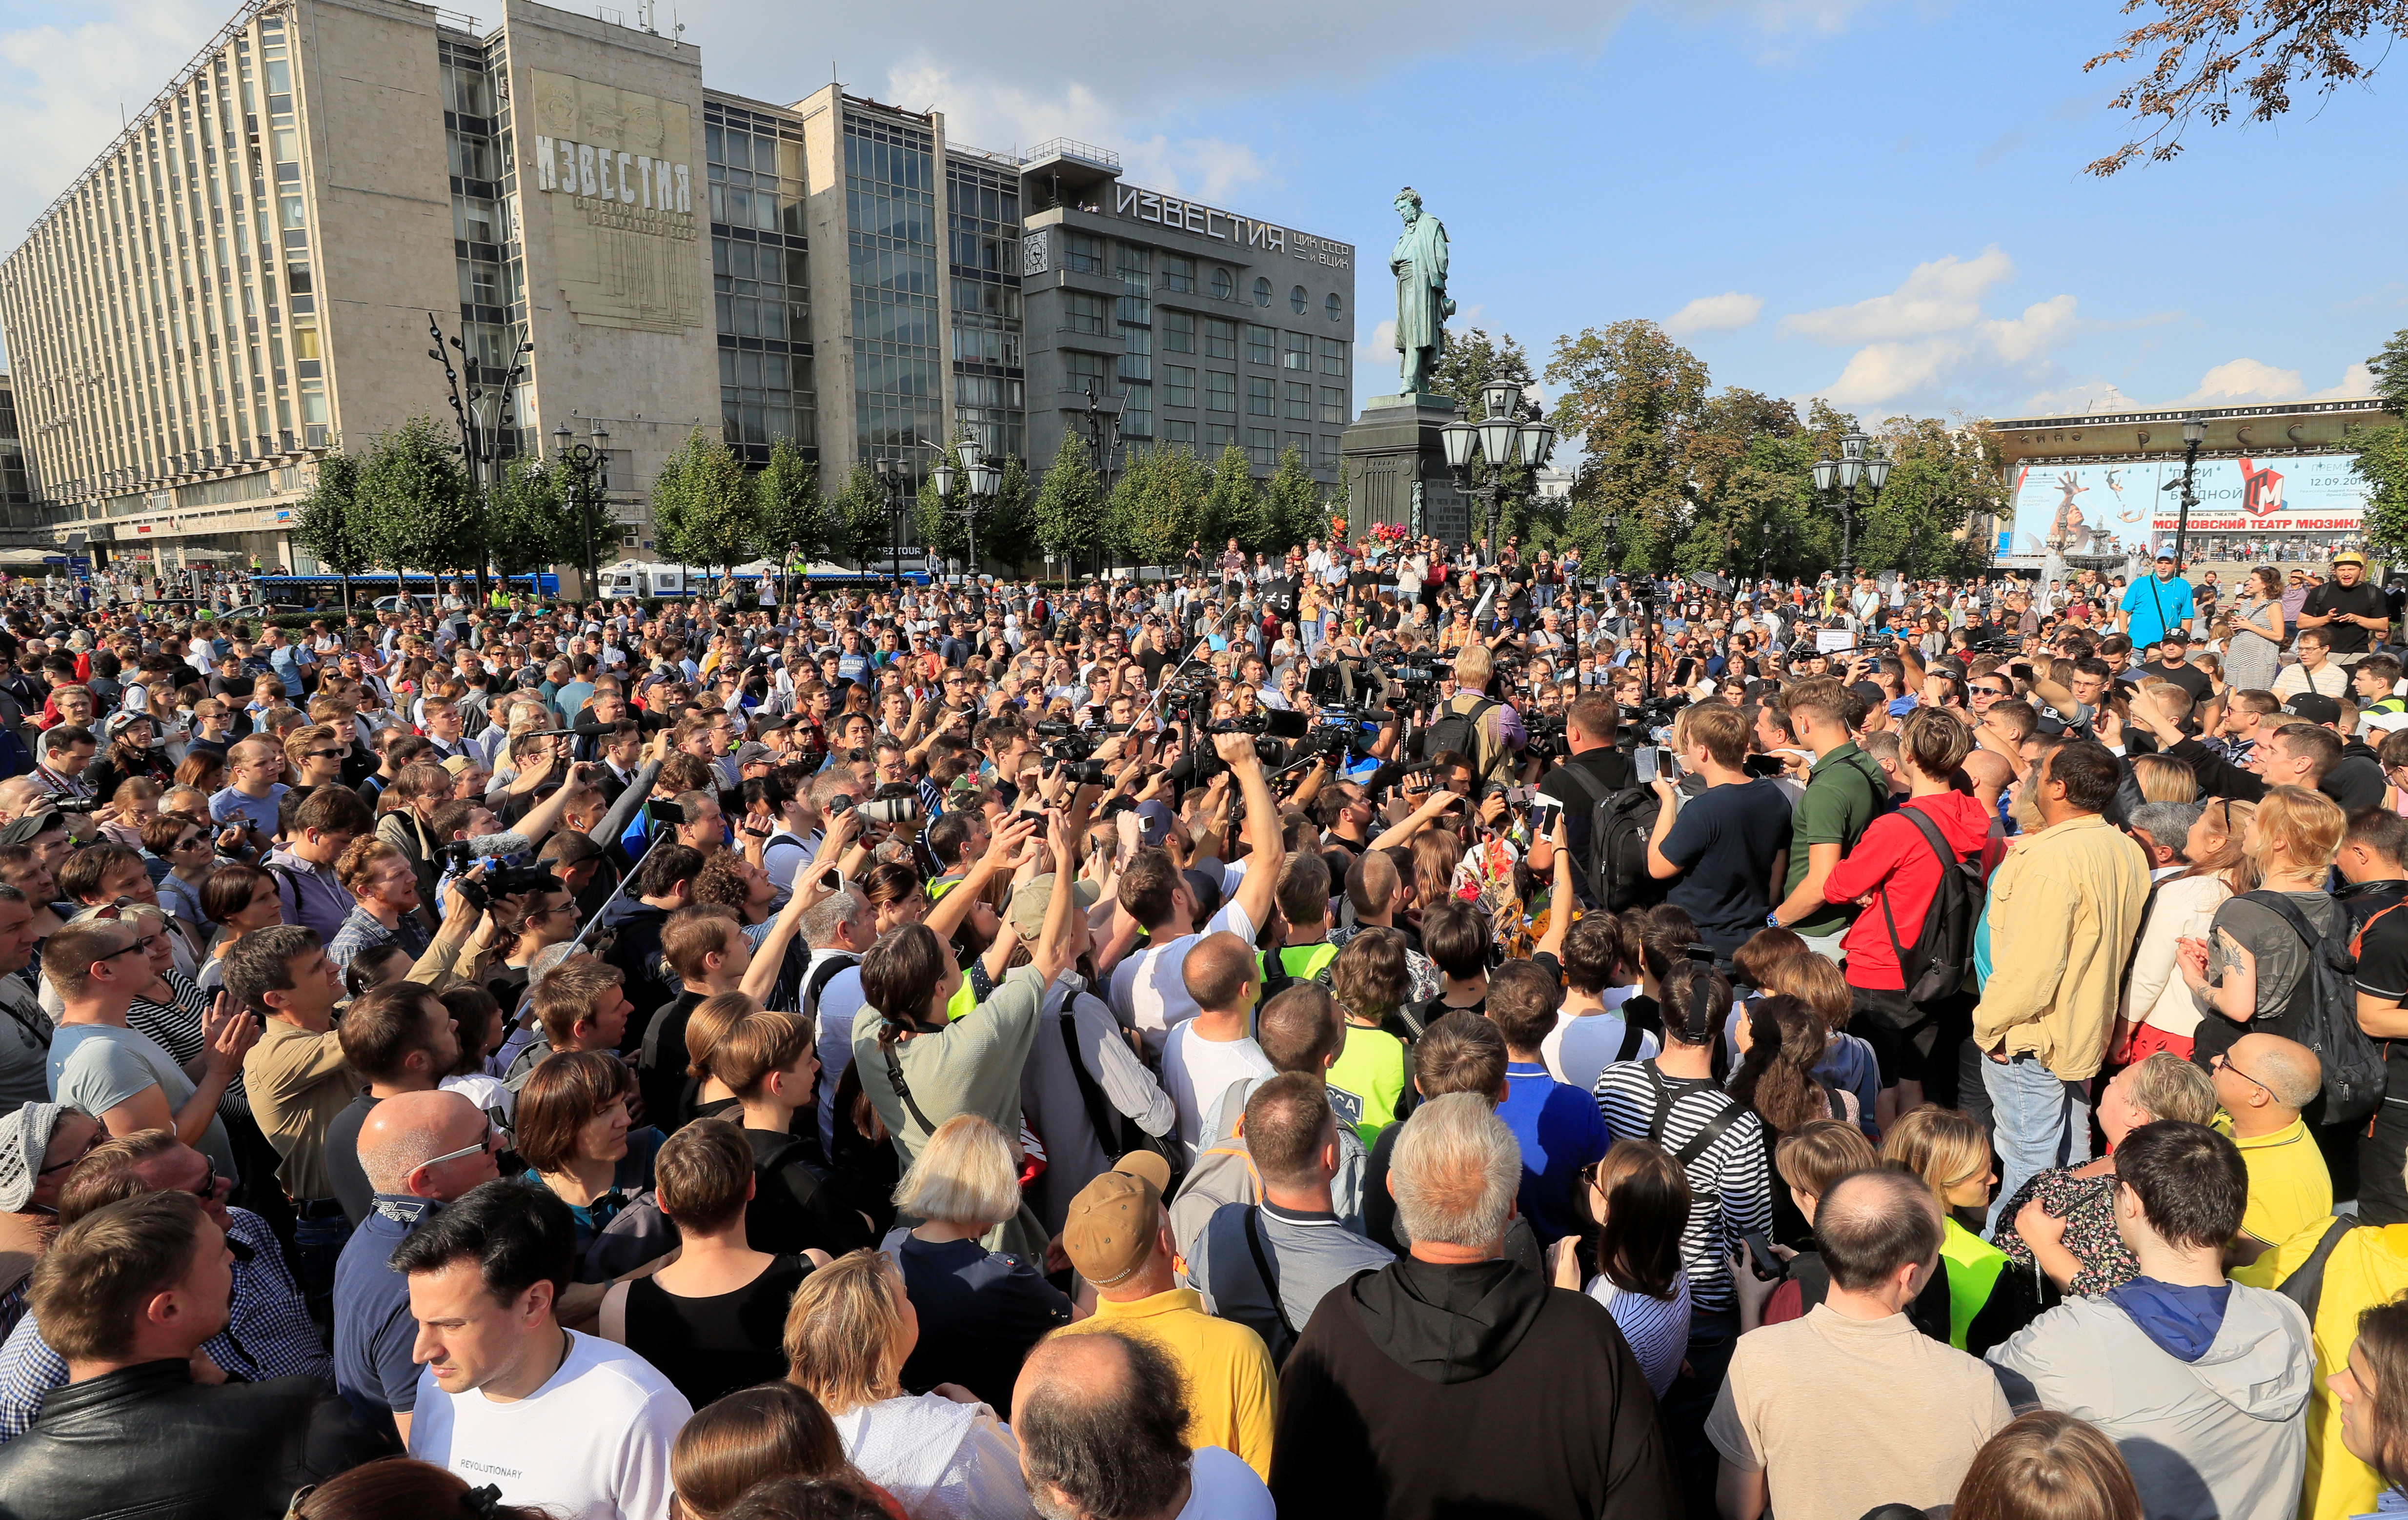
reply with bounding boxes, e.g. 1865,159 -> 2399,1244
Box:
1203,443 -> 1271,555
484,457 -> 586,581
1545,320 -> 1710,572
1433,327 -> 1551,545
288,450 -> 374,610
651,428 -> 752,586
1032,432 -> 1110,583
1109,444 -> 1208,567
2354,326 -> 2408,562
984,454 -> 1034,570
749,438 -> 830,565
1855,416 -> 2004,579
830,462 -> 893,569
1263,445 -> 1324,553
914,444 -> 971,567
356,415 -> 472,603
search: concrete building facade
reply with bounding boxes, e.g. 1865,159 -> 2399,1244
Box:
0,0 -> 1354,574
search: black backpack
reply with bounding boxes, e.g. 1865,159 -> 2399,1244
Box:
1424,695 -> 1498,772
1877,809 -> 1983,1006
1553,763 -> 1666,913
2253,891 -> 2387,1126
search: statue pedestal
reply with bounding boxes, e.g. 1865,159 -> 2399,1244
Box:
1340,394 -> 1472,549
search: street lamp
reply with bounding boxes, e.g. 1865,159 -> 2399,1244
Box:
1072,384 -> 1124,585
550,419 -> 610,604
1438,374 -> 1557,561
930,433 -> 1006,589
2170,413 -> 2208,568
426,311 -> 532,605
873,457 -> 914,589
1811,429 -> 1891,583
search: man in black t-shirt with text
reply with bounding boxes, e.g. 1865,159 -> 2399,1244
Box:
2299,551 -> 2391,665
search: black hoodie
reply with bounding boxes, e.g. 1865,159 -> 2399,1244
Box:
1272,1255 -> 1678,1520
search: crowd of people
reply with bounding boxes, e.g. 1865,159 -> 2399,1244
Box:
1,534 -> 2408,1519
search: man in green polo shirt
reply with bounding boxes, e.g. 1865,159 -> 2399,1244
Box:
1768,677 -> 1885,959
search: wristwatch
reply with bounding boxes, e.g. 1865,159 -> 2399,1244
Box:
1765,911 -> 1782,929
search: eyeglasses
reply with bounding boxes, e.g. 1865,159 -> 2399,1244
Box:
417,1118 -> 500,1171
2209,1050 -> 2277,1100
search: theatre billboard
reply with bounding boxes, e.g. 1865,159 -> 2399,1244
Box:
2002,453 -> 2370,558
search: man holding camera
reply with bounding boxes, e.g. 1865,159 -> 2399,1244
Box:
1537,692 -> 1636,908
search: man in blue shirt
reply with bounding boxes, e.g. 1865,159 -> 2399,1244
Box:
2119,552 -> 2195,650
1487,961 -> 1611,1247
331,1089 -> 500,1443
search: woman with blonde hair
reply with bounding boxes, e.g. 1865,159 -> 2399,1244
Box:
1991,1053 -> 2217,1298
880,1115 -> 1072,1414
2180,783 -> 2347,1068
2130,752 -> 2198,804
1881,1105 -> 2036,1353
1952,1411 -> 2144,1520
2117,797 -> 2248,1066
783,1249 -> 1035,1520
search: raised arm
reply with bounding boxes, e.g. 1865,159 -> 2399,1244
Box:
1216,734 -> 1285,933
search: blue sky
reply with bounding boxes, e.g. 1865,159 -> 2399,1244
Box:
2,0 -> 2396,428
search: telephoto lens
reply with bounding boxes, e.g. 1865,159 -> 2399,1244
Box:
857,795 -> 921,825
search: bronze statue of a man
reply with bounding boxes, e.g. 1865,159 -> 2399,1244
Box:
1390,187 -> 1454,397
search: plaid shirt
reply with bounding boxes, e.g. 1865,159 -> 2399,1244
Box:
0,1206 -> 326,1441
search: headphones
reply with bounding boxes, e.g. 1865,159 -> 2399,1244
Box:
1679,944 -> 1721,1047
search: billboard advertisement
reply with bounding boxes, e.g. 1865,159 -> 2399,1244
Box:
2000,453 -> 2368,557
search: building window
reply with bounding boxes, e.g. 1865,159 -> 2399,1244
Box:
1065,292 -> 1107,335
1118,324 -> 1151,384
947,156 -> 1025,460
1284,382 -> 1312,421
1163,310 -> 1195,354
1163,418 -> 1196,446
1066,231 -> 1104,274
1121,382 -> 1153,438
1064,350 -> 1107,393
842,112 -> 943,468
1246,427 -> 1275,466
1205,371 -> 1236,413
1164,255 -> 1195,294
1253,277 -> 1272,307
1326,292 -> 1343,322
1318,434 -> 1341,467
1211,267 -> 1234,300
1205,319 -> 1237,360
1320,338 -> 1348,377
1165,365 -> 1196,408
1289,284 -> 1308,315
1284,431 -> 1312,461
1118,243 -> 1151,294
1284,331 -> 1311,371
1245,325 -> 1274,365
1320,386 -> 1347,425
1247,376 -> 1275,418
1205,422 -> 1236,450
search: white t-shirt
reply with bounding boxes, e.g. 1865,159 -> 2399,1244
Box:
1108,899 -> 1257,1061
409,1329 -> 691,1520
1160,1022 -> 1275,1160
1179,1446 -> 1275,1519
809,952 -> 870,1157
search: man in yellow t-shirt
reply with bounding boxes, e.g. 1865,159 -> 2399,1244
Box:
2210,1033 -> 2331,1261
1055,1154 -> 1277,1479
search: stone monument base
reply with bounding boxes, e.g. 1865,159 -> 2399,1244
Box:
1340,394 -> 1472,549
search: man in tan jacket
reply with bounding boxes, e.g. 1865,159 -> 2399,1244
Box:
1974,739 -> 2149,1230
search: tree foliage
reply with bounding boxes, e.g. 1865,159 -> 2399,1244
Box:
484,457 -> 586,580
1032,431 -> 1111,573
1202,443 -> 1270,554
1263,445 -> 1326,554
289,451 -> 375,583
914,446 -> 971,566
650,429 -> 752,575
356,415 -> 473,588
830,463 -> 893,568
1109,445 -> 1210,567
1545,321 -> 1710,572
2083,0 -> 2407,175
2354,324 -> 2408,562
749,439 -> 830,564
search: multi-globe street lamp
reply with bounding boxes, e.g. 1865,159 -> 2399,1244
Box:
1810,429 -> 1892,580
1438,376 -> 1557,559
873,457 -> 914,589
930,434 -> 1005,586
2166,413 -> 2208,567
549,419 -> 610,602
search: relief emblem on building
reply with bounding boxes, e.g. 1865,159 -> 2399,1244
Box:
526,70 -> 701,335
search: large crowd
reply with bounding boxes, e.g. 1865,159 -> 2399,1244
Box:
0,533 -> 2406,1520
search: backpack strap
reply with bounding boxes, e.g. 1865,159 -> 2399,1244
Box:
2278,1217 -> 2363,1321
1060,999 -> 1129,1153
881,1034 -> 940,1139
1640,1063 -> 1746,1168
800,952 -> 860,1024
2244,889 -> 2327,953
1614,1017 -> 1646,1064
1876,808 -> 1955,979
1242,1207 -> 1298,1343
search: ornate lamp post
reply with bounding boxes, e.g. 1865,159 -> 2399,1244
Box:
426,313 -> 531,603
873,457 -> 915,589
930,434 -> 1005,586
2169,413 -> 2207,567
549,419 -> 610,603
1438,376 -> 1557,561
1810,429 -> 1892,582
1073,383 -> 1124,585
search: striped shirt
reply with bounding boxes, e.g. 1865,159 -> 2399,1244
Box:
1593,1061 -> 1771,1317
0,1206 -> 328,1442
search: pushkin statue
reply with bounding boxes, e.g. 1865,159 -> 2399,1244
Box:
1390,187 -> 1454,398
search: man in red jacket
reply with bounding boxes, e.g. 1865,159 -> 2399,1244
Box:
1822,707 -> 1995,1124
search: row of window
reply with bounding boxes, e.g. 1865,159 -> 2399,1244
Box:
1162,371 -> 1345,422
1152,421 -> 1338,468
1058,231 -> 1345,319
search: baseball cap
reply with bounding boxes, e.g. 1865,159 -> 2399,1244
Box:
439,755 -> 476,778
1007,871 -> 1099,940
1061,1152 -> 1174,1288
733,741 -> 776,770
1134,799 -> 1175,847
2154,551 -> 2176,563
2284,693 -> 2343,726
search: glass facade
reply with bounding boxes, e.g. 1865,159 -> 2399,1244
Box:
947,157 -> 1023,461
706,99 -> 814,463
845,112 -> 941,474
439,36 -> 527,462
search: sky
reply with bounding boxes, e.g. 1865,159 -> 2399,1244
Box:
0,0 -> 2397,431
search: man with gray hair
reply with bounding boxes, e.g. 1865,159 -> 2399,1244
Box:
2126,800 -> 2204,880
800,886 -> 876,1160
1271,1093 -> 1675,1520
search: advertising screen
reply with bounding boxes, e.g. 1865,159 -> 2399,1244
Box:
1999,453 -> 2368,557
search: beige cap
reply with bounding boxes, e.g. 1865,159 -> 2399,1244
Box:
1007,872 -> 1099,941
1060,1151 -> 1172,1288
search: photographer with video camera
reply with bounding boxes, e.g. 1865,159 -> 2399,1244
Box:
1536,691 -> 1637,910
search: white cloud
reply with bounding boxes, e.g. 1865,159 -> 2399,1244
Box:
1788,251 -> 2083,409
2312,361 -> 2379,400
2021,380 -> 2138,414
1664,292 -> 1764,336
2182,358 -> 2303,405
1781,247 -> 2016,345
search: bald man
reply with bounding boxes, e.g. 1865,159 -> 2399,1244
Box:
331,1090 -> 500,1444
1164,932 -> 1273,1160
1015,1329 -> 1275,1520
2211,1032 -> 2331,1264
